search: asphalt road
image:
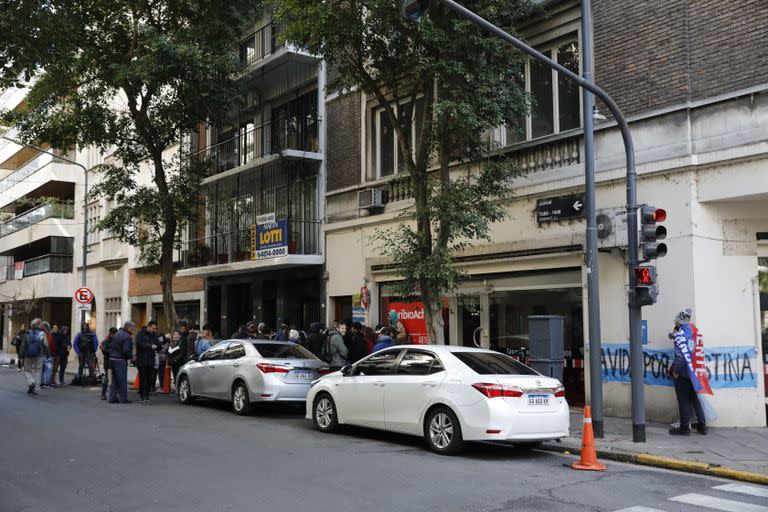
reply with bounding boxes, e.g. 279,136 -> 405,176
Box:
1,368 -> 766,512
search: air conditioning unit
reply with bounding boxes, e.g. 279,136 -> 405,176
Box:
597,207 -> 630,249
358,188 -> 386,210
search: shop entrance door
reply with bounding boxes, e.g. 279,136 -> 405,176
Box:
457,297 -> 482,348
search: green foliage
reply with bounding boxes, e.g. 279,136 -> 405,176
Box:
1,0 -> 259,325
277,0 -> 530,337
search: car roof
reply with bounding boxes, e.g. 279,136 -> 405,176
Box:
222,339 -> 296,345
386,344 -> 496,354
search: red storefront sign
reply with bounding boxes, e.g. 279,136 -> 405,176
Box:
387,301 -> 429,344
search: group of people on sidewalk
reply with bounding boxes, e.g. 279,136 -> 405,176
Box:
227,310 -> 409,370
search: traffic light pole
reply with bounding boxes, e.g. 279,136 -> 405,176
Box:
407,0 -> 645,441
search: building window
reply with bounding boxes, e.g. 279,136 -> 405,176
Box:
371,98 -> 424,179
86,203 -> 101,245
104,297 -> 122,330
503,37 -> 580,145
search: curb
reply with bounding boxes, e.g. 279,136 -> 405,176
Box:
539,443 -> 768,485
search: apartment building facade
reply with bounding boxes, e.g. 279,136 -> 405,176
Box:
322,0 -> 768,427
176,11 -> 326,338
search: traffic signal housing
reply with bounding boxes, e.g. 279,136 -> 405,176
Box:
403,0 -> 429,21
634,265 -> 658,306
639,205 -> 667,261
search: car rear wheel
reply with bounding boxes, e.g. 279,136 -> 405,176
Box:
313,394 -> 338,433
232,382 -> 253,416
178,376 -> 193,405
425,407 -> 465,455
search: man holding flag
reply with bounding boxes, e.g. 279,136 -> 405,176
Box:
669,308 -> 708,435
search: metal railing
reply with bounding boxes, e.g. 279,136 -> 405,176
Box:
195,115 -> 320,177
0,202 -> 75,238
22,253 -> 73,277
239,22 -> 284,67
178,219 -> 321,269
0,152 -> 55,193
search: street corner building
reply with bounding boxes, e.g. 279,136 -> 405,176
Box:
320,0 -> 768,427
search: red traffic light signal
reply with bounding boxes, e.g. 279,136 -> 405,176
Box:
634,265 -> 658,306
635,266 -> 655,285
639,205 -> 667,260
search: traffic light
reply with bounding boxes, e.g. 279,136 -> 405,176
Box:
639,205 -> 667,261
403,0 -> 429,21
634,265 -> 658,306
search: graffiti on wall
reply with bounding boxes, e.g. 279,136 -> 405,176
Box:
600,344 -> 758,389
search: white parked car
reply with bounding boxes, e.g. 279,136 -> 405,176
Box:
177,340 -> 331,415
307,345 -> 569,454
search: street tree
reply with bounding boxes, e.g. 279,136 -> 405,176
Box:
0,0 -> 258,328
276,0 -> 531,342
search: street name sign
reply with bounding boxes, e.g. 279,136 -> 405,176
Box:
536,194 -> 585,223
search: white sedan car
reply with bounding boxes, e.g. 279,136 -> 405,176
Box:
307,345 -> 569,454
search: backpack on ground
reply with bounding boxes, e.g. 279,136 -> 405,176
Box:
78,332 -> 93,353
25,331 -> 43,357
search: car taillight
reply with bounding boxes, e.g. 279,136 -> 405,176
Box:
472,383 -> 524,398
318,367 -> 332,375
554,386 -> 565,398
256,363 -> 290,374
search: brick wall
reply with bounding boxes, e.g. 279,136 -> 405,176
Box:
128,270 -> 204,297
326,92 -> 362,192
592,0 -> 768,117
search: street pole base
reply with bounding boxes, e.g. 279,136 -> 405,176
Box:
632,423 -> 646,443
593,419 -> 604,439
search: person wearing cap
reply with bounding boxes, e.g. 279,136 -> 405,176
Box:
289,329 -> 301,343
135,320 -> 161,404
668,308 -> 706,435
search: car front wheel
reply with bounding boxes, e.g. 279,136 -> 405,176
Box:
313,394 -> 339,433
425,407 -> 465,455
178,376 -> 193,405
232,381 -> 253,416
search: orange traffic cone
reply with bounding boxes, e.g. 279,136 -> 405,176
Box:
161,366 -> 171,394
572,406 -> 606,471
132,372 -> 140,390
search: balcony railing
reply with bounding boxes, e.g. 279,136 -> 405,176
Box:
196,115 -> 320,177
0,202 -> 75,239
179,219 -> 321,269
22,254 -> 73,277
0,152 -> 55,194
239,22 -> 285,67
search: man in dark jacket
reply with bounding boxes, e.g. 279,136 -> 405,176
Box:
100,327 -> 117,400
108,321 -> 135,404
52,324 -> 71,385
348,322 -> 369,363
135,320 -> 160,404
11,324 -> 26,370
307,322 -> 325,358
73,323 -> 99,385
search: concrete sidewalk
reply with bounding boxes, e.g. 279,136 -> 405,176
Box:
0,351 -> 139,381
542,410 -> 768,483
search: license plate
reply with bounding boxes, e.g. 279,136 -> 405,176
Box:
527,394 -> 549,406
291,370 -> 314,380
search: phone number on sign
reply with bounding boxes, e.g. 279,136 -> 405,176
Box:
257,246 -> 288,259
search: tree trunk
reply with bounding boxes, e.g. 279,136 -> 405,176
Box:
421,283 -> 445,345
152,153 -> 179,330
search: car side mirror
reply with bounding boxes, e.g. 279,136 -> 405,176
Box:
190,353 -> 200,362
340,365 -> 352,376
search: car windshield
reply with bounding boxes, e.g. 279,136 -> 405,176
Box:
452,351 -> 539,375
252,343 -> 315,359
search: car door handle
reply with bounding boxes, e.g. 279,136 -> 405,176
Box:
423,382 -> 437,388
232,363 -> 239,368
375,381 -> 385,387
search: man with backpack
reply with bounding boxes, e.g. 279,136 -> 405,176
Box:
19,318 -> 51,395
322,321 -> 349,370
73,323 -> 99,386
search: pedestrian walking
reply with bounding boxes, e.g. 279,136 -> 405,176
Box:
39,321 -> 55,388
11,323 -> 26,371
20,318 -> 51,395
348,322 -> 368,363
668,308 -> 707,436
100,327 -> 117,400
322,321 -> 348,370
53,325 -> 71,385
307,322 -> 325,358
108,321 -> 134,404
73,323 -> 99,385
135,320 -> 160,404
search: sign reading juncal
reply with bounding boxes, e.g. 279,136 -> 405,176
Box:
536,194 -> 585,223
255,217 -> 289,260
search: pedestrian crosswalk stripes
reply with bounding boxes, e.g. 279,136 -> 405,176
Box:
714,484 -> 768,500
669,493 -> 768,512
613,484 -> 768,512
